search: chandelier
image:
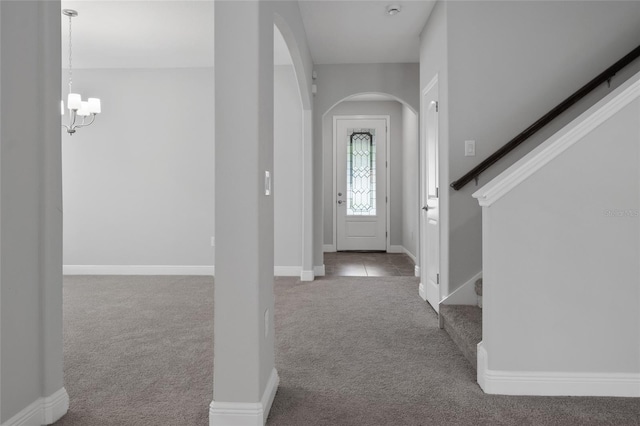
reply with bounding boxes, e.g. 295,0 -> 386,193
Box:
61,9 -> 101,135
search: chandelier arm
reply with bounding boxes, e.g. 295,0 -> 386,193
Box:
74,114 -> 96,129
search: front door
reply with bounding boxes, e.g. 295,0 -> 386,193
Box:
420,79 -> 440,312
335,117 -> 387,251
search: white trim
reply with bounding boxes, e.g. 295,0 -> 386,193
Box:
441,271 -> 482,306
418,282 -> 427,301
402,247 -> 417,264
414,265 -> 420,277
2,387 -> 68,426
477,344 -> 640,397
300,270 -> 314,281
274,266 -> 301,277
209,368 -> 279,426
333,115 -> 390,252
323,244 -> 336,252
313,264 -> 325,277
43,388 -> 69,424
426,280 -> 440,313
473,70 -> 640,207
387,245 -> 404,253
63,265 -> 215,276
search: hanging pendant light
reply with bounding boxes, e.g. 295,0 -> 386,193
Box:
61,9 -> 101,135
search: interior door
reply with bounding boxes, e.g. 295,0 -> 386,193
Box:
420,80 -> 440,312
335,118 -> 387,251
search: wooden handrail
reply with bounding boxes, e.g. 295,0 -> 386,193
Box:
450,44 -> 640,191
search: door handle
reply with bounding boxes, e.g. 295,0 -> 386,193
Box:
338,200 -> 344,205
422,206 -> 428,211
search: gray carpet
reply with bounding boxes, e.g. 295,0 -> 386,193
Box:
55,275 -> 640,425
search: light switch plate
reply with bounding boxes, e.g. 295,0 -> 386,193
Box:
465,140 -> 476,157
265,171 -> 271,196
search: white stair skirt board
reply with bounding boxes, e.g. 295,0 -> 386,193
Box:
313,264 -> 325,277
2,387 -> 69,426
210,368 -> 279,426
63,265 -> 215,276
418,282 -> 427,301
402,247 -> 417,264
414,265 -> 420,277
477,343 -> 640,397
441,271 -> 482,306
323,244 -> 336,252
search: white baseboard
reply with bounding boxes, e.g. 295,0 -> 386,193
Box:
388,245 -> 404,253
2,387 -> 68,426
313,264 -> 325,277
414,265 -> 420,277
441,271 -> 482,306
323,244 -> 336,252
273,266 -> 301,277
418,282 -> 427,301
402,247 -> 417,264
63,265 -> 215,276
477,343 -> 640,397
300,270 -> 314,281
210,368 -> 279,426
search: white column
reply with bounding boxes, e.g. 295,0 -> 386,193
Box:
211,1 -> 278,425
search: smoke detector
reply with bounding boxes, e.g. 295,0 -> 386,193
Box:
387,4 -> 401,16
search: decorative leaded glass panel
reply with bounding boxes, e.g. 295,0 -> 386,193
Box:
346,129 -> 376,216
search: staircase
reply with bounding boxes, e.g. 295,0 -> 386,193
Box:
439,278 -> 482,369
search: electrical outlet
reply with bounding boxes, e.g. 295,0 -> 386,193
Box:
465,140 -> 476,157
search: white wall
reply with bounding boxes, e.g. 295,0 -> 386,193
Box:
401,105 -> 419,258
420,0 -> 640,297
62,68 -> 215,270
274,65 -> 303,268
322,101 -> 403,249
476,80 -> 640,394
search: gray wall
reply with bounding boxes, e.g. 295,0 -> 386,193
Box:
481,93 -> 639,376
322,101 -> 403,248
274,65 -> 303,267
213,0 -> 313,412
1,1 -> 64,422
62,68 -> 215,267
401,105 -> 419,258
420,0 -> 640,296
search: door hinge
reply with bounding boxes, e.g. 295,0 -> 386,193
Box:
385,195 -> 388,203
436,187 -> 439,198
436,273 -> 440,284
435,101 -> 439,112
386,160 -> 388,168
386,231 -> 388,238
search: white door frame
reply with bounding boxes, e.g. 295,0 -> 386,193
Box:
419,75 -> 441,309
333,115 -> 391,251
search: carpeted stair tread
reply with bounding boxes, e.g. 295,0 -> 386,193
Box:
439,304 -> 482,369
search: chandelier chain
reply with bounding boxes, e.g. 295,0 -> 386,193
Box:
68,14 -> 73,93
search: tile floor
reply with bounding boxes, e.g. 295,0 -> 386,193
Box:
324,251 -> 416,277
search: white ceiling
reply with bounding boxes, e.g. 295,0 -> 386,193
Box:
299,0 -> 436,64
61,0 -> 434,69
